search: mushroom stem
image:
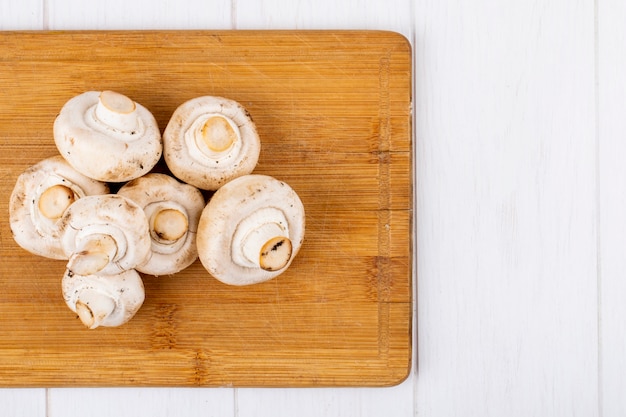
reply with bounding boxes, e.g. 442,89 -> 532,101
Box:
74,289 -> 116,329
142,200 -> 191,256
66,233 -> 117,276
151,208 -> 189,243
199,115 -> 238,152
38,184 -> 76,220
259,236 -> 293,271
186,113 -> 242,164
95,90 -> 139,133
241,223 -> 292,271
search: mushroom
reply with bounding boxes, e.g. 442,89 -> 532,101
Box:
54,90 -> 162,183
62,268 -> 145,329
162,96 -> 261,190
9,155 -> 109,259
117,173 -> 205,276
59,194 -> 151,276
196,174 -> 305,286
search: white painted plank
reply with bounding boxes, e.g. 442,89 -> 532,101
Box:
46,0 -> 232,30
234,0 -> 413,40
237,384 -> 414,417
0,389 -> 46,417
414,1 -> 598,416
598,0 -> 626,415
234,0 -> 416,415
48,388 -> 234,417
0,0 -> 44,30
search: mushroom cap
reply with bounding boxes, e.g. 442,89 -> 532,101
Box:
59,194 -> 151,275
62,268 -> 145,329
196,174 -> 305,286
54,90 -> 162,182
9,155 -> 110,259
117,173 -> 205,276
163,96 -> 261,190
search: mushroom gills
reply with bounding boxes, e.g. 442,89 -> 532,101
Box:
232,207 -> 292,271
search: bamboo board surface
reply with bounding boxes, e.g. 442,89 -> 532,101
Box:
0,31 -> 412,387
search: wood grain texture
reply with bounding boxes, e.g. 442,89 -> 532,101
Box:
599,0 -> 626,415
414,1 -> 598,416
0,30 -> 412,388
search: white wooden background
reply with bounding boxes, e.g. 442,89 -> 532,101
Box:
1,0 -> 625,415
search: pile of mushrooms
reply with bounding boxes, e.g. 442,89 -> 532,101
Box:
9,90 -> 305,329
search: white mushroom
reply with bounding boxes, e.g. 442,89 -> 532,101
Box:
62,268 -> 145,329
117,173 -> 205,276
163,96 -> 261,190
54,90 -> 162,182
196,174 -> 305,286
59,194 -> 151,276
9,155 -> 109,259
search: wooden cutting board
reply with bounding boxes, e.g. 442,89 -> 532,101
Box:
0,31 -> 412,387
